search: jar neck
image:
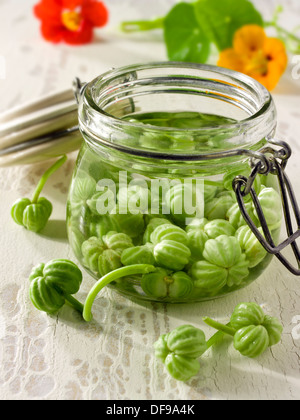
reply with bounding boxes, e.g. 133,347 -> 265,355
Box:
78,62 -> 277,163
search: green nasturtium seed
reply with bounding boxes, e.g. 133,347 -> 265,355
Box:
205,192 -> 235,220
190,260 -> 228,294
154,324 -> 206,382
167,325 -> 207,358
204,302 -> 283,359
121,246 -> 155,266
141,268 -> 193,299
203,219 -> 236,239
165,183 -> 204,225
255,187 -> 282,229
15,197 -> 53,233
230,302 -> 283,348
235,226 -> 267,268
102,231 -> 134,255
29,259 -> 83,315
143,217 -> 173,244
11,155 -> 66,233
164,354 -> 201,382
109,206 -> 145,238
226,202 -> 258,230
82,232 -> 133,275
203,235 -> 242,268
153,240 -> 191,271
230,302 -> 266,330
150,224 -> 188,245
186,229 -> 208,260
233,325 -> 270,358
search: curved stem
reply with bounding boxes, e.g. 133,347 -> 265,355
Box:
83,265 -> 156,322
203,317 -> 236,337
65,294 -> 84,315
32,155 -> 67,203
120,17 -> 164,33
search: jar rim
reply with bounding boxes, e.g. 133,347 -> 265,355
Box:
78,62 -> 277,159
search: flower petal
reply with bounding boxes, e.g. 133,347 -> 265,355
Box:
82,0 -> 109,27
62,20 -> 94,44
263,37 -> 288,73
39,22 -> 65,43
233,24 -> 266,57
218,48 -> 245,73
34,0 -> 62,21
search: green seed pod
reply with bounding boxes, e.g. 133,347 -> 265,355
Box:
154,333 -> 170,362
42,259 -> 83,295
153,240 -> 191,271
262,315 -> 283,347
236,226 -> 267,268
89,215 -> 119,239
121,246 -> 155,266
82,237 -> 105,272
86,190 -> 116,216
186,229 -> 208,260
12,197 -> 53,233
70,174 -> 96,215
98,249 -> 122,277
167,325 -> 207,358
226,254 -> 249,287
185,218 -> 208,233
103,231 -> 134,255
203,235 -> 242,268
141,268 -> 193,299
255,187 -> 282,229
190,261 -> 228,293
143,218 -> 172,244
164,354 -> 201,382
11,198 -> 32,226
29,259 -> 83,315
234,325 -> 270,358
110,206 -> 145,238
226,202 -> 258,230
29,277 -> 65,314
205,193 -> 235,220
150,224 -> 188,245
230,302 -> 265,330
165,183 -> 204,226
204,219 -> 236,239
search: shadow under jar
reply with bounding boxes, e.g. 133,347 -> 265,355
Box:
67,62 -> 283,303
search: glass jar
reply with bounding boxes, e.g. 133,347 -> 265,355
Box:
67,62 -> 283,303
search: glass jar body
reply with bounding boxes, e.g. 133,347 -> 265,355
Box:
67,141 -> 281,303
67,63 -> 282,303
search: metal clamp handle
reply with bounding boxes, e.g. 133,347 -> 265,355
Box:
233,139 -> 300,275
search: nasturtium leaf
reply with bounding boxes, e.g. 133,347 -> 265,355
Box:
194,0 -> 264,51
164,2 -> 210,63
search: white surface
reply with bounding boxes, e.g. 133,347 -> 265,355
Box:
0,0 -> 300,401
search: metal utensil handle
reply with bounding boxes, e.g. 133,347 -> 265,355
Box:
233,139 -> 300,275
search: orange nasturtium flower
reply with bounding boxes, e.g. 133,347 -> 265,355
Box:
218,25 -> 288,91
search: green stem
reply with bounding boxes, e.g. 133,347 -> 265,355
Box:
83,265 -> 156,322
120,17 -> 164,33
32,155 -> 67,203
265,21 -> 300,51
203,317 -> 236,337
65,294 -> 84,315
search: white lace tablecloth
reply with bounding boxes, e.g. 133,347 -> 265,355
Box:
0,0 -> 299,400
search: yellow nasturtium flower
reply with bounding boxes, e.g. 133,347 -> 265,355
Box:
218,25 -> 288,91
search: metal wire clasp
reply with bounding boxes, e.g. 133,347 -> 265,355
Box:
233,139 -> 300,276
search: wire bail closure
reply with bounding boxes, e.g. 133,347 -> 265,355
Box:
233,139 -> 300,275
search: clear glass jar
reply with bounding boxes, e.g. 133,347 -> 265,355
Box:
67,62 -> 282,303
